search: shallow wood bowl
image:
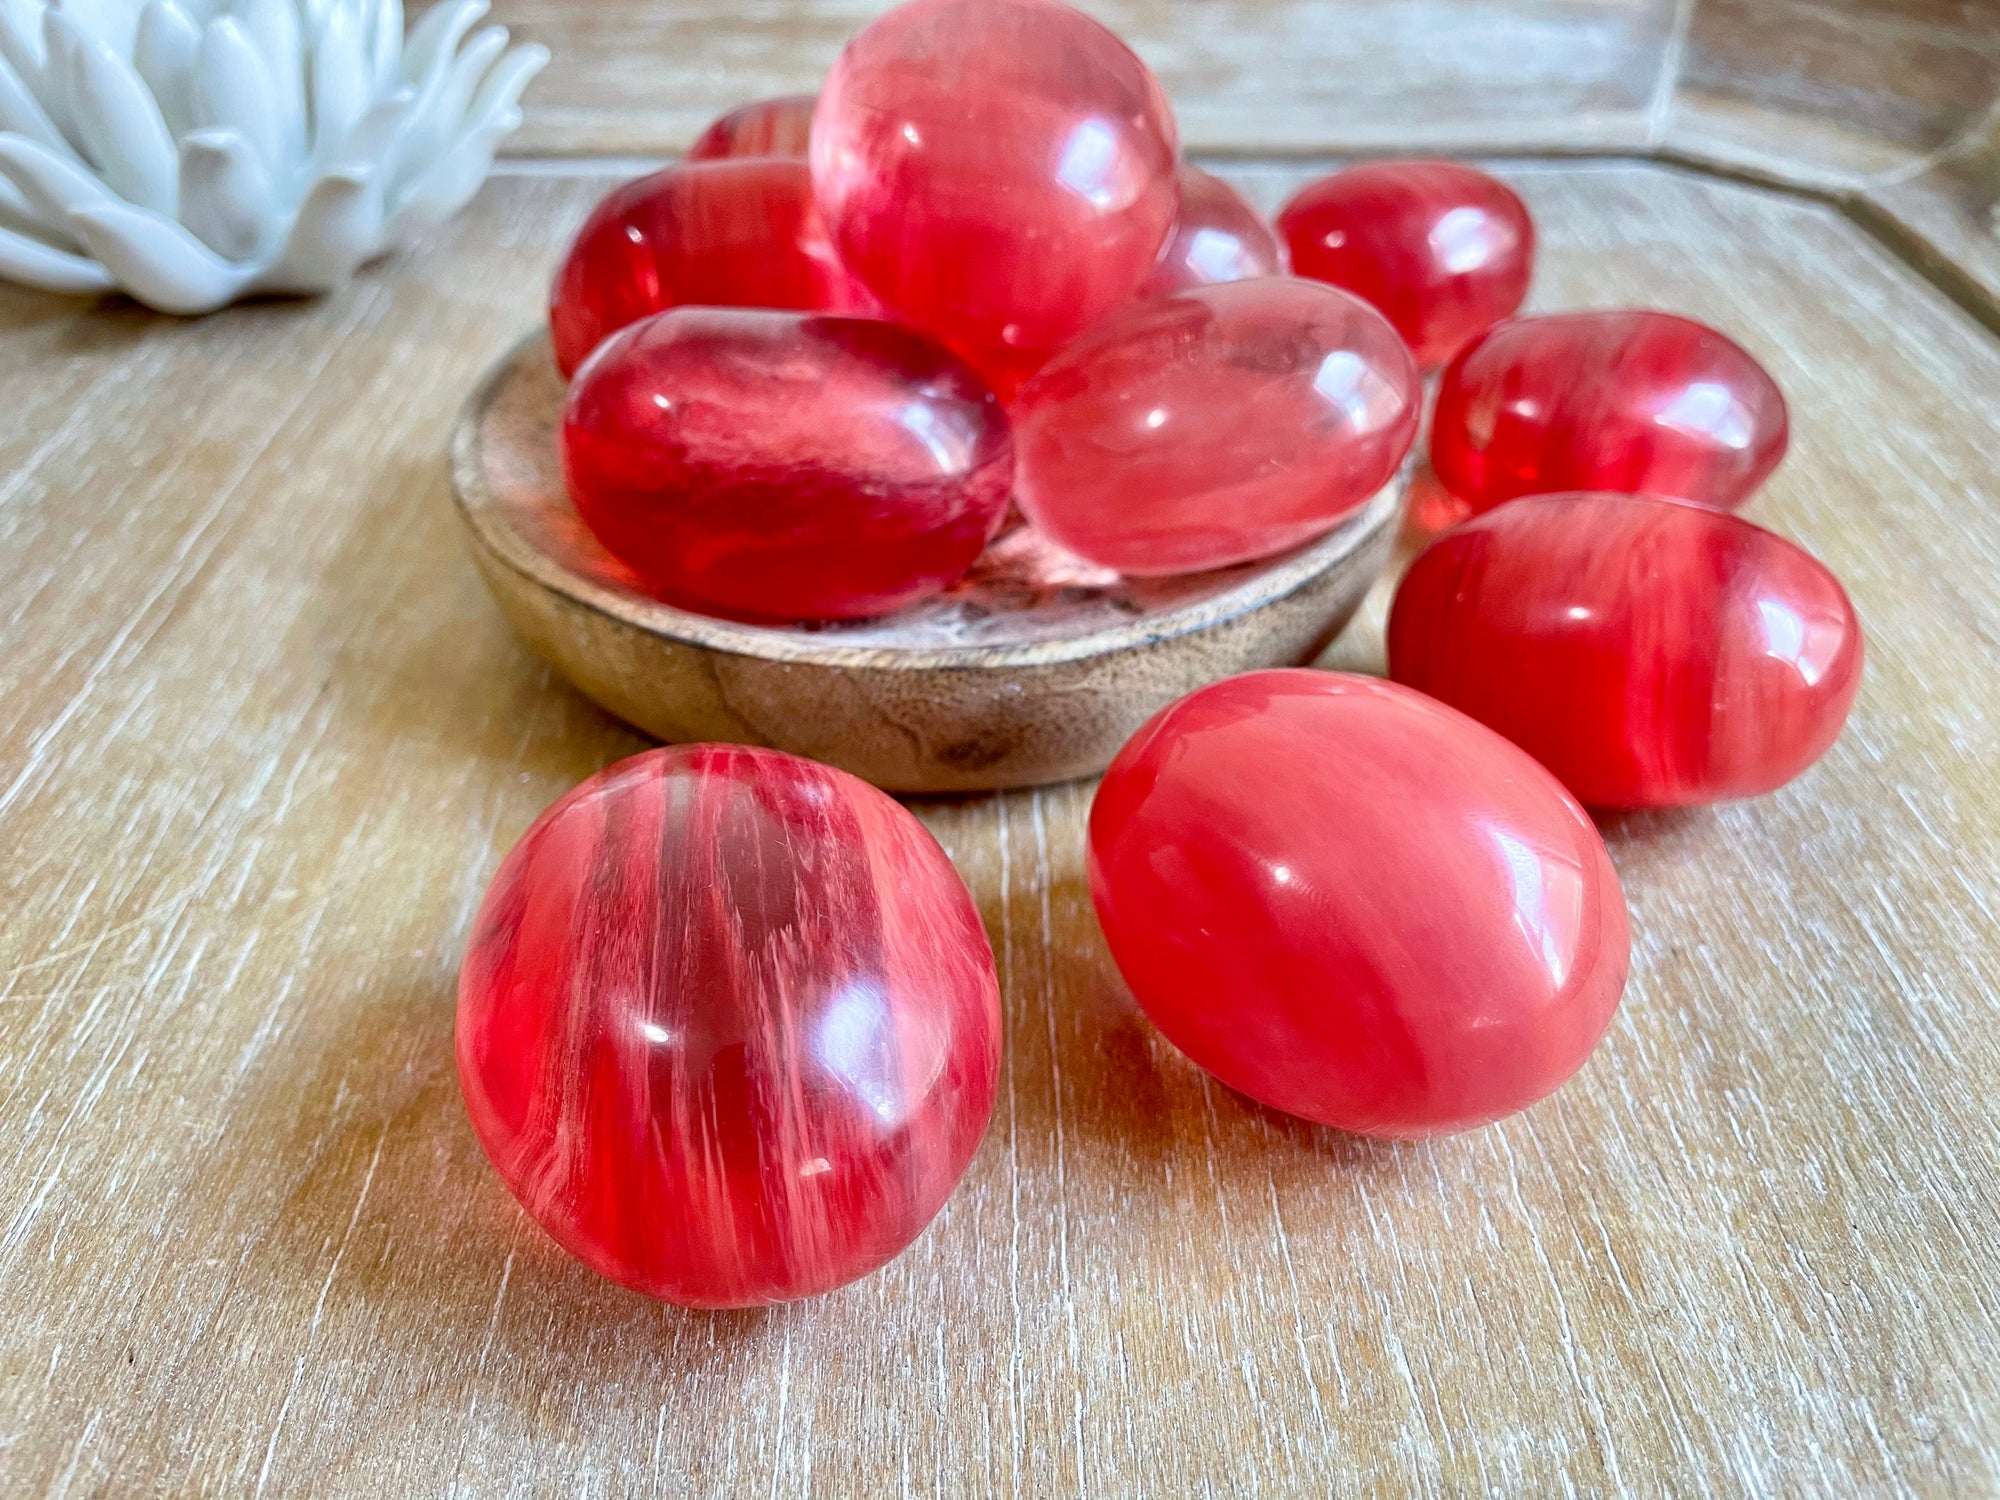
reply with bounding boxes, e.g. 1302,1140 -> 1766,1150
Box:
450,333 -> 1405,793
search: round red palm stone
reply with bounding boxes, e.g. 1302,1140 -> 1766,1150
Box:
548,158 -> 873,378
1429,310 -> 1789,514
561,308 -> 1013,622
1089,671 -> 1630,1137
811,0 -> 1179,355
686,94 -> 817,161
457,744 -> 1003,1307
1279,160 -> 1533,367
1012,278 -> 1420,575
1389,492 -> 1863,807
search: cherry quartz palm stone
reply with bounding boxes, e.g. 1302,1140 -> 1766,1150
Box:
685,94 -> 817,161
1090,671 -> 1629,1136
1389,492 -> 1863,808
811,0 -> 1179,355
1431,310 -> 1789,514
548,158 -> 872,378
1140,166 -> 1283,297
1279,160 -> 1533,368
561,308 -> 1013,621
458,744 -> 1003,1307
1012,277 -> 1420,575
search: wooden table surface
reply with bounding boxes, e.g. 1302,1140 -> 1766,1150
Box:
3,4 -> 1999,1496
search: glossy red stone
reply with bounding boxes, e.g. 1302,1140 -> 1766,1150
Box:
811,0 -> 1179,354
1430,310 -> 1789,514
457,744 -> 1003,1308
1278,160 -> 1533,368
1089,671 -> 1629,1137
561,308 -> 1013,621
1388,492 -> 1864,808
1140,166 -> 1283,297
1012,277 -> 1421,575
548,158 -> 872,378
685,94 -> 817,161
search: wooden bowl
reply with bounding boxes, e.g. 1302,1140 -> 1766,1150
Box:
450,333 -> 1405,793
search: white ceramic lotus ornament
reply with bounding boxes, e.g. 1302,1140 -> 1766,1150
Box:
0,0 -> 547,312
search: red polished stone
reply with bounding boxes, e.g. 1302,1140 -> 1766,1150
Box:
685,94 -> 817,161
548,158 -> 873,378
1089,670 -> 1629,1136
561,308 -> 1013,621
458,744 -> 1003,1307
1012,277 -> 1420,575
1388,492 -> 1864,808
1140,166 -> 1283,297
1430,310 -> 1789,514
811,0 -> 1179,354
1278,160 -> 1533,368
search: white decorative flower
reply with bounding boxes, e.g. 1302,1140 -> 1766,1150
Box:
0,0 -> 546,312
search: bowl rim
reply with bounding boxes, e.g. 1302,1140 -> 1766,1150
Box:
450,330 -> 1406,673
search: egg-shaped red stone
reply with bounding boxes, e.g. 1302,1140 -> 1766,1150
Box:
1430,310 -> 1789,515
811,0 -> 1179,356
458,744 -> 1003,1307
548,159 -> 872,378
1140,165 -> 1283,297
1278,160 -> 1533,368
1089,670 -> 1629,1136
685,94 -> 817,161
1011,277 -> 1420,575
1388,492 -> 1863,808
561,308 -> 1013,621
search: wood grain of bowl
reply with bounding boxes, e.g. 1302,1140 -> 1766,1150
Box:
450,333 -> 1404,792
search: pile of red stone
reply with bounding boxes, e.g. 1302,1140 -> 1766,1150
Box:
458,0 -> 1864,1306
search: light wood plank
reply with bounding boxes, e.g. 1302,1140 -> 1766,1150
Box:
488,0 -> 1676,156
1857,122 -> 2000,336
1664,0 -> 2000,185
2,159 -> 1999,1496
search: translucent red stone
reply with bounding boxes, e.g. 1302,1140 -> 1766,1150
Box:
457,744 -> 1003,1307
548,159 -> 872,378
1388,492 -> 1864,808
1090,670 -> 1629,1136
1012,277 -> 1420,575
1430,310 -> 1789,514
811,0 -> 1179,355
1140,166 -> 1283,298
561,308 -> 1013,621
1278,160 -> 1533,368
685,94 -> 817,161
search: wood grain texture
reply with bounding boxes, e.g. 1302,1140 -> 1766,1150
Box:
3,157 -> 2000,1496
487,0 -> 1678,156
1856,115 -> 2000,336
1663,0 -> 2000,185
